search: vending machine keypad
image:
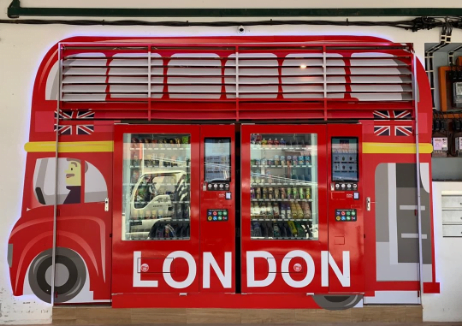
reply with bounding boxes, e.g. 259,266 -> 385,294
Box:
335,209 -> 357,222
207,209 -> 229,222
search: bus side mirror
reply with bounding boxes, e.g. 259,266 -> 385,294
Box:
35,187 -> 46,205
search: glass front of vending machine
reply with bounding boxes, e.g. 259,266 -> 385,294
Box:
240,124 -> 329,295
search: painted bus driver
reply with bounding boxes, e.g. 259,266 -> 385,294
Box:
63,159 -> 88,204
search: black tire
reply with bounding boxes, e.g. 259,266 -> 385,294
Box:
28,247 -> 86,303
312,294 -> 363,310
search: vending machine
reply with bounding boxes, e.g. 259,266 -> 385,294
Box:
112,124 -> 237,306
241,123 -> 364,301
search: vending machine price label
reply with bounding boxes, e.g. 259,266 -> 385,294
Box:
335,209 -> 357,222
207,209 -> 229,222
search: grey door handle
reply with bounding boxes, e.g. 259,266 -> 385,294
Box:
366,197 -> 371,211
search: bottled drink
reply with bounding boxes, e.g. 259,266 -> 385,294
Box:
280,203 -> 286,219
273,202 -> 280,218
274,155 -> 280,166
280,188 -> 286,199
274,187 -> 280,199
287,187 -> 292,199
292,156 -> 298,166
299,187 -> 305,200
268,187 -> 274,199
267,203 -> 274,218
273,223 -> 280,237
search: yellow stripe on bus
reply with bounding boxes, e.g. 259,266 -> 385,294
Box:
24,141 -> 114,153
363,142 -> 433,154
24,141 -> 433,154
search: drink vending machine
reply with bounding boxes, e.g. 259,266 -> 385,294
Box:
112,124 -> 238,305
241,124 -> 364,300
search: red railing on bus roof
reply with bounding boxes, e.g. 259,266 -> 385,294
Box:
57,41 -> 416,121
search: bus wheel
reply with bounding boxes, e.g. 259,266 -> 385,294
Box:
312,294 -> 363,310
28,248 -> 86,303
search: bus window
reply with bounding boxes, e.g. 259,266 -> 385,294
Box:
33,158 -> 107,206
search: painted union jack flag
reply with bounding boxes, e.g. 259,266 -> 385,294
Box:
373,110 -> 413,137
55,109 -> 95,120
54,110 -> 95,135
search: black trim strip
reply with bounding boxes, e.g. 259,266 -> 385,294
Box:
7,1 -> 462,18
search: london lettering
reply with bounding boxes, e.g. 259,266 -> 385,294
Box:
133,250 -> 350,288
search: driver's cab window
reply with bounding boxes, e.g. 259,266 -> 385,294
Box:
33,157 -> 108,206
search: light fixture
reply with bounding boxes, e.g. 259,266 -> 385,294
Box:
300,65 -> 307,69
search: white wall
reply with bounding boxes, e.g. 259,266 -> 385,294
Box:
425,182 -> 462,322
1,0 -> 462,323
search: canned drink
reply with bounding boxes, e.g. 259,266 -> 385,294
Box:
305,187 -> 311,199
287,187 -> 292,199
261,158 -> 267,166
305,154 -> 311,164
251,188 -> 255,199
298,155 -> 305,165
251,159 -> 256,166
299,187 -> 304,199
292,157 -> 298,166
287,155 -> 292,165
255,159 -> 260,166
292,187 -> 298,199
